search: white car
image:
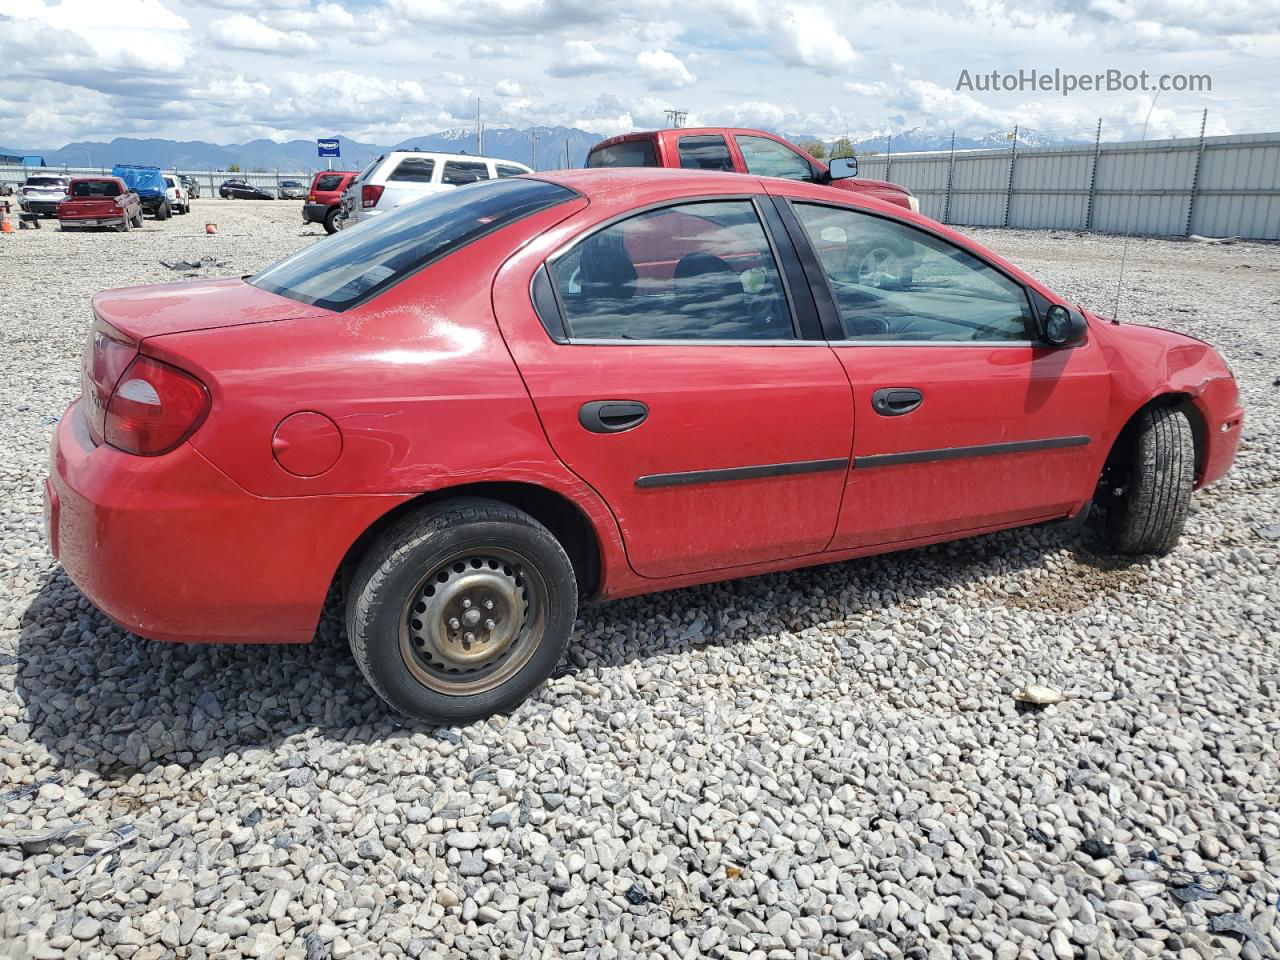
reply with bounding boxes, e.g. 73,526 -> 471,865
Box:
19,175 -> 70,216
339,151 -> 531,228
162,175 -> 190,215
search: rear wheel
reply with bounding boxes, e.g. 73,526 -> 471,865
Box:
323,207 -> 340,234
347,498 -> 578,723
1096,407 -> 1194,555
158,200 -> 171,220
131,210 -> 144,228
117,216 -> 130,233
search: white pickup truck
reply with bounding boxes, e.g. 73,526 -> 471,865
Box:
339,151 -> 531,228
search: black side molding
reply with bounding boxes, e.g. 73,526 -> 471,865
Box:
855,435 -> 1090,470
636,457 -> 848,489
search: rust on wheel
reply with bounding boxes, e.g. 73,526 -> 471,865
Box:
398,548 -> 547,695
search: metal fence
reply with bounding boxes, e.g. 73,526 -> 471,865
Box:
0,164 -> 312,197
857,131 -> 1280,240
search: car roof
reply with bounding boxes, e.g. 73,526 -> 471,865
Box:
381,150 -> 529,167
592,127 -> 788,147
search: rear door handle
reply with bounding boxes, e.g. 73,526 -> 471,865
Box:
871,387 -> 923,417
579,400 -> 649,434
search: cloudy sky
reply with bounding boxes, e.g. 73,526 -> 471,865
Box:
1,0 -> 1277,148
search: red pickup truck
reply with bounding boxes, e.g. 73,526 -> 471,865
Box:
586,127 -> 918,212
58,178 -> 144,232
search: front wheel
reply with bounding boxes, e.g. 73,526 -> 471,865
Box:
1096,407 -> 1194,555
347,499 -> 578,723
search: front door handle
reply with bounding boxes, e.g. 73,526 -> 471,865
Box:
579,400 -> 649,434
871,387 -> 923,417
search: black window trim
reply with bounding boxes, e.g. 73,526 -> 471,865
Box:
252,177 -> 583,313
536,193 -> 825,347
775,195 -> 1073,347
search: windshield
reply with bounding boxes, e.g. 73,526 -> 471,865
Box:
250,178 -> 577,311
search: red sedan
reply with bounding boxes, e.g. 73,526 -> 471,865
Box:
47,168 -> 1242,722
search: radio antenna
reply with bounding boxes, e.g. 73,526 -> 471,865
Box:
1112,91 -> 1161,323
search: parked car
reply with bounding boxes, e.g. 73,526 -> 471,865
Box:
46,169 -> 1242,723
162,175 -> 190,215
338,151 -> 531,228
112,165 -> 171,219
219,179 -> 274,200
57,177 -> 143,232
18,174 -> 70,216
302,170 -> 357,234
277,179 -> 307,200
179,175 -> 201,199
587,127 -> 919,212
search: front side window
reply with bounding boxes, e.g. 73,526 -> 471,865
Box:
549,200 -> 793,341
677,136 -> 734,171
251,178 -> 576,311
441,161 -> 490,186
586,140 -> 659,168
791,203 -> 1034,342
388,157 -> 436,183
735,135 -> 815,181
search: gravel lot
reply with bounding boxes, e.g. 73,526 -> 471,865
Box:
1,200 -> 1277,960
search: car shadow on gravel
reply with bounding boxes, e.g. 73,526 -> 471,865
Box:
13,519 -> 1146,781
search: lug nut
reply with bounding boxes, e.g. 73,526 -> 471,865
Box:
464,632 -> 474,643
485,619 -> 496,631
483,598 -> 494,610
448,618 -> 460,630
462,598 -> 472,609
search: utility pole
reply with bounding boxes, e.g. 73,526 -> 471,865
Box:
530,130 -> 538,171
1003,124 -> 1018,228
663,108 -> 688,128
476,98 -> 482,154
943,131 -> 956,224
564,139 -> 570,169
885,134 -> 892,183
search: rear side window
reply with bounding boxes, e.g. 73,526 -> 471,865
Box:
548,200 -> 793,341
677,136 -> 733,171
495,164 -> 527,178
250,178 -> 576,311
72,181 -> 120,198
586,140 -> 658,168
315,174 -> 344,191
442,161 -> 490,186
389,158 -> 436,183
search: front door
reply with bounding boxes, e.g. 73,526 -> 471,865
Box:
499,198 -> 854,579
781,199 -> 1110,548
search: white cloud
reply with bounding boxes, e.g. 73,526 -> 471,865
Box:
546,39 -> 612,77
636,48 -> 695,90
209,14 -> 321,53
471,41 -> 516,58
495,79 -> 524,96
773,6 -> 858,73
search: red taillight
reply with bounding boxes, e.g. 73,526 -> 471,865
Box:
82,320 -> 137,444
361,184 -> 384,208
104,356 -> 210,456
307,192 -> 316,202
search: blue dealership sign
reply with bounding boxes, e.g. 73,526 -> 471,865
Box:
317,138 -> 340,158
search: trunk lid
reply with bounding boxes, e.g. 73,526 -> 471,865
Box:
91,277 -> 334,341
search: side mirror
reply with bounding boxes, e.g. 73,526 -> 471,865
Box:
828,156 -> 858,180
1044,304 -> 1087,347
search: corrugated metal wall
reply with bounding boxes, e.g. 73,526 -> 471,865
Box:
858,132 -> 1280,239
0,165 -> 309,197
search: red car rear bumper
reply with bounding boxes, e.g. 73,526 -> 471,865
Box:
47,401 -> 402,644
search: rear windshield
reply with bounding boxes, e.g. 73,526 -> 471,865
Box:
250,178 -> 576,311
586,140 -> 658,168
314,173 -> 345,191
26,176 -> 66,187
72,181 -> 121,198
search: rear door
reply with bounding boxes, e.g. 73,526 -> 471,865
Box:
497,195 -> 854,579
774,195 -> 1110,548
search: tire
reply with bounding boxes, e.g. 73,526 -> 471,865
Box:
347,498 -> 578,724
158,200 -> 171,220
131,210 -> 144,228
1098,407 -> 1194,555
323,207 -> 340,235
117,216 -> 130,233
